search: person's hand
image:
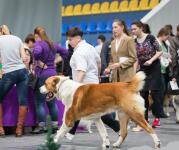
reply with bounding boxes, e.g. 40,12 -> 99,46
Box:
172,78 -> 176,82
38,61 -> 48,69
108,63 -> 120,70
143,60 -> 153,66
104,68 -> 110,75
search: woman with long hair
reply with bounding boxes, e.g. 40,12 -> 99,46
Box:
32,26 -> 68,133
105,19 -> 137,82
103,19 -> 137,136
131,21 -> 167,131
157,28 -> 171,116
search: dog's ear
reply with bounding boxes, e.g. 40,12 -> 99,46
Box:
53,77 -> 60,85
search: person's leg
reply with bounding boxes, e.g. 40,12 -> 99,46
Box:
16,69 -> 29,136
46,99 -> 58,121
151,90 -> 166,118
46,99 -> 59,131
161,74 -> 166,106
101,113 -> 120,133
140,91 -> 149,121
32,77 -> 47,133
0,103 -> 4,136
68,120 -> 80,135
0,72 -> 15,136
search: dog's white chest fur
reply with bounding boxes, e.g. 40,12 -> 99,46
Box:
56,80 -> 82,109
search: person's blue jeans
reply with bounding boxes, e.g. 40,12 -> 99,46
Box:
0,68 -> 29,106
34,77 -> 58,123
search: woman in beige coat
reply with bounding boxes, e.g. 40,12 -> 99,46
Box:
105,19 -> 137,82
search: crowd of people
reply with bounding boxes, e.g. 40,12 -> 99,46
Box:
0,20 -> 179,139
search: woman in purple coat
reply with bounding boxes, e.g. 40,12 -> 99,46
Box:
32,26 -> 68,133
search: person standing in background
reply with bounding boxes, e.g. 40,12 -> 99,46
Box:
157,28 -> 171,116
24,33 -> 35,51
165,24 -> 175,37
0,25 -> 29,137
170,25 -> 179,83
105,19 -> 137,83
95,34 -> 106,55
23,34 -> 35,72
100,38 -> 114,76
32,26 -> 68,134
131,21 -> 167,131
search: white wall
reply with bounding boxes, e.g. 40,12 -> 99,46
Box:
141,0 -> 179,36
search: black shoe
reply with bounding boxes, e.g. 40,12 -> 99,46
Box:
158,113 -> 168,118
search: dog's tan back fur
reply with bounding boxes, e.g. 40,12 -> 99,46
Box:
65,72 -> 147,127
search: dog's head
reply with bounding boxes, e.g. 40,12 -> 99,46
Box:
40,76 -> 69,100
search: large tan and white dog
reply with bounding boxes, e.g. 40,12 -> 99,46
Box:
40,72 -> 160,148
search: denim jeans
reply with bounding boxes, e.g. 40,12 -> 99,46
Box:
0,68 -> 29,106
34,77 -> 58,123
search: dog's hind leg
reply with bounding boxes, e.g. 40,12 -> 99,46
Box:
113,112 -> 129,148
94,118 -> 110,148
129,111 -> 161,148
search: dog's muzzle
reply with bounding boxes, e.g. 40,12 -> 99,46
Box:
40,85 -> 48,94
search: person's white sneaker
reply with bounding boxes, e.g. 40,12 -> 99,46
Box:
131,125 -> 143,132
166,112 -> 170,117
65,133 -> 74,140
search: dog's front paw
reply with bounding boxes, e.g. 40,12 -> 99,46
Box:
102,144 -> 110,149
54,138 -> 58,144
155,141 -> 161,149
54,135 -> 60,144
112,142 -> 120,148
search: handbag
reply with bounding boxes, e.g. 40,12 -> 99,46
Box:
28,73 -> 39,90
28,50 -> 51,90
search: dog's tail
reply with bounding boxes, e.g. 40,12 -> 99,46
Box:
128,71 -> 146,92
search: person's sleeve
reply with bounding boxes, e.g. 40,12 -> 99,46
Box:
56,44 -> 68,60
100,41 -> 112,74
120,38 -> 137,69
151,35 -> 161,52
74,53 -> 87,72
95,50 -> 101,63
169,38 -> 179,78
32,42 -> 43,60
19,39 -> 24,49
